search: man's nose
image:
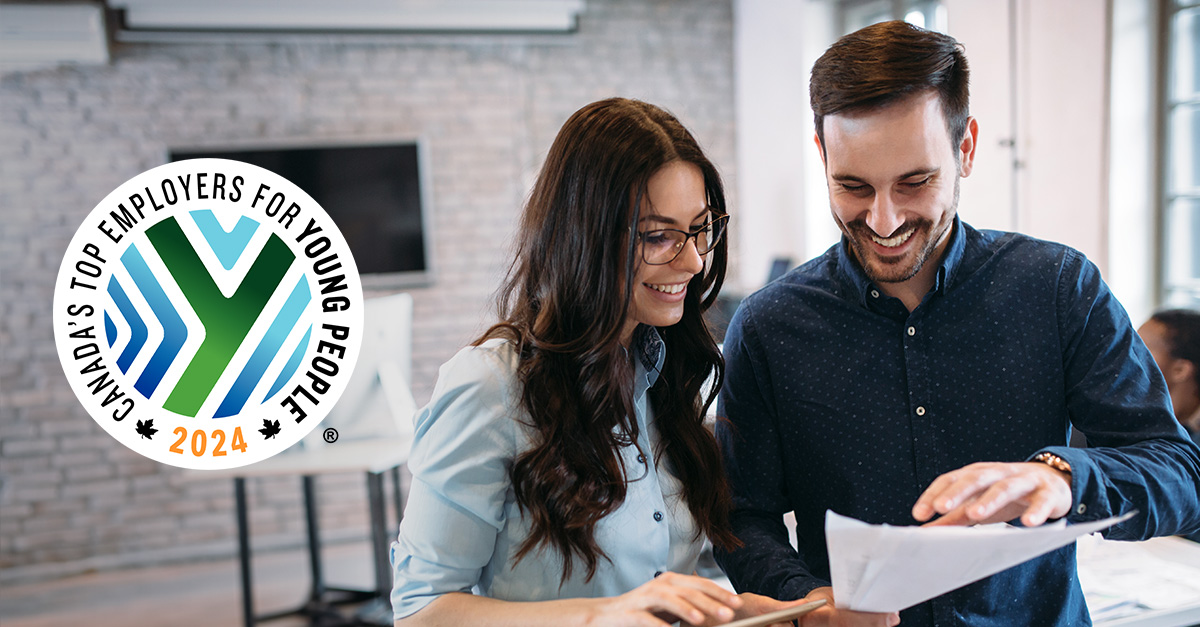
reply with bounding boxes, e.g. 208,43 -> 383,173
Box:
865,192 -> 904,237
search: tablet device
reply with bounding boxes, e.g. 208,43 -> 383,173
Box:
716,599 -> 826,627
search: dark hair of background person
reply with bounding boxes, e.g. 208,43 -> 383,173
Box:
1150,308 -> 1200,390
478,97 -> 738,581
810,20 -> 970,156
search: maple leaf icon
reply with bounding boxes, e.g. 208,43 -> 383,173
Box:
135,419 -> 157,440
259,419 -> 281,439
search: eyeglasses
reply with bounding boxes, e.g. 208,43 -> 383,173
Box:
636,213 -> 729,265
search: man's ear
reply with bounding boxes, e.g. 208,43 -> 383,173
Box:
815,131 -> 826,167
1168,358 -> 1197,388
958,116 -> 979,177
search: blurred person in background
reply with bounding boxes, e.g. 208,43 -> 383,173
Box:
1138,308 -> 1200,445
1138,308 -> 1200,544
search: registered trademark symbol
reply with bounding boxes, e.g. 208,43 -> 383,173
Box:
323,428 -> 339,443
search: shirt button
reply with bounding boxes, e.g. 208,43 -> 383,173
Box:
653,511 -> 664,522
637,453 -> 646,464
916,406 -> 926,416
870,289 -> 880,298
1076,503 -> 1087,515
907,326 -> 916,336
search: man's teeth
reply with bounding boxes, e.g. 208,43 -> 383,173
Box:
871,228 -> 915,247
648,283 -> 685,295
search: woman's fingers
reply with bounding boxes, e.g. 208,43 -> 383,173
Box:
663,572 -> 742,608
622,572 -> 740,626
668,585 -> 736,623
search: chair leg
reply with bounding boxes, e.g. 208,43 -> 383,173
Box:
234,477 -> 255,627
302,475 -> 327,602
366,472 -> 390,599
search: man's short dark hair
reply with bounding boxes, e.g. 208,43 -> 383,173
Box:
1150,308 -> 1200,389
810,20 -> 970,154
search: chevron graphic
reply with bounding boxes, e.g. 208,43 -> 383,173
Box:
102,210 -> 315,420
106,277 -> 147,373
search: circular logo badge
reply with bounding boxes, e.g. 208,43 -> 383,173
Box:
53,159 -> 364,470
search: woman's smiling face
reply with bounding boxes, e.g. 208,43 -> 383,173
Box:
622,160 -> 709,344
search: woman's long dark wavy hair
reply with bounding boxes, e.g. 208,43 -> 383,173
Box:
477,98 -> 739,581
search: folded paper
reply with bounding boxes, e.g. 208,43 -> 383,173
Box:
825,510 -> 1135,612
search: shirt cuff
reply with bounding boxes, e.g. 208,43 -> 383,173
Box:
1027,447 -> 1092,521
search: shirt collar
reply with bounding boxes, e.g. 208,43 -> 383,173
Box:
632,324 -> 665,400
934,215 -> 968,293
835,215 -> 968,308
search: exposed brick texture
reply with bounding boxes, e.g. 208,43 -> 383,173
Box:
0,0 -> 736,581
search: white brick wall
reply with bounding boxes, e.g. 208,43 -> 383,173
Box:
0,0 -> 736,581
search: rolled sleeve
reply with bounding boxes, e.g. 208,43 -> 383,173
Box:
391,343 -> 521,619
1048,250 -> 1200,538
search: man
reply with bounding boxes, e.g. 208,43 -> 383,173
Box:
1138,309 -> 1200,445
714,21 -> 1200,627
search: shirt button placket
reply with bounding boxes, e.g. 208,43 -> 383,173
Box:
906,326 -> 923,419
904,319 -> 935,484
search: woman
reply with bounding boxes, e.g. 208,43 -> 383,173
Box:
391,98 -> 799,626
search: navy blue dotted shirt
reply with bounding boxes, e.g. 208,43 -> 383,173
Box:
714,218 -> 1200,627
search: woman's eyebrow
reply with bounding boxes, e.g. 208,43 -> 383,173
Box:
638,208 -> 712,227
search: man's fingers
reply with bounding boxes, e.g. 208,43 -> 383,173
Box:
918,462 -> 1074,527
914,472 -> 965,520
921,503 -> 976,526
915,463 -> 1009,520
968,474 -> 1037,521
1020,480 -> 1068,526
913,471 -> 961,520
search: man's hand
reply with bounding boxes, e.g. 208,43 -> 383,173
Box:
912,461 -> 1072,527
797,587 -> 899,627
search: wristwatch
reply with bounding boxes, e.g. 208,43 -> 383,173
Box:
1032,452 -> 1072,476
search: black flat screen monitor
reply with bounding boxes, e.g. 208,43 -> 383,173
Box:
170,141 -> 432,288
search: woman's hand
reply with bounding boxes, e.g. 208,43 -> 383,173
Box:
797,587 -> 899,627
589,571 -> 743,627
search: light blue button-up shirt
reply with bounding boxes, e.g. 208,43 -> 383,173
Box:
391,326 -> 704,620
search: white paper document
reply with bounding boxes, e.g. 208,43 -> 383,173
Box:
825,510 -> 1135,613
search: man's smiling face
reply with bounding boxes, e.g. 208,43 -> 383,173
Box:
819,91 -> 974,287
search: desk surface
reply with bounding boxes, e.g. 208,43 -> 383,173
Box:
189,437 -> 412,479
1080,535 -> 1200,627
